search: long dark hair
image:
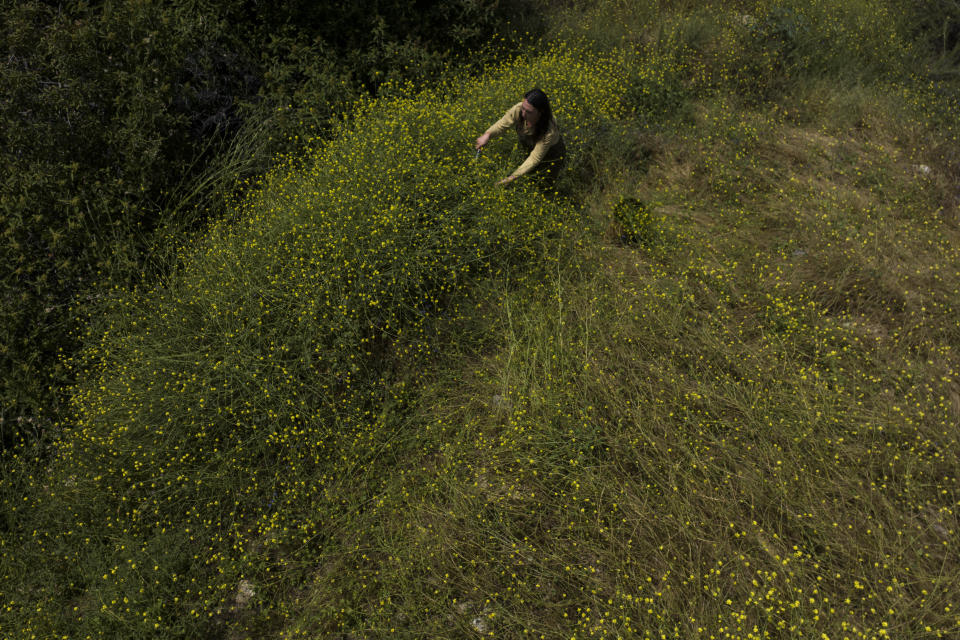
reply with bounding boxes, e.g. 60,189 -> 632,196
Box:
523,88 -> 553,141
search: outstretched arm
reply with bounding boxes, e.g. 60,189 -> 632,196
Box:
476,103 -> 522,149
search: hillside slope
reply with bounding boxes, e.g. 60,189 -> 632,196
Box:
3,2 -> 960,638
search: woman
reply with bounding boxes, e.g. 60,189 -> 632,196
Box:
475,88 -> 566,186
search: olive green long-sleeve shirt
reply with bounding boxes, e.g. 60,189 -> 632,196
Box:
484,102 -> 565,178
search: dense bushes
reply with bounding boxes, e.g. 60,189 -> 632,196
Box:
907,0 -> 960,65
0,0 -> 536,441
3,0 -> 951,444
1,0 -> 248,435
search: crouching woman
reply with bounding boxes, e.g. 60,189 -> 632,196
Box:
475,88 -> 566,186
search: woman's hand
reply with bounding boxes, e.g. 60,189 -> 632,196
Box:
475,133 -> 490,150
497,175 -> 516,186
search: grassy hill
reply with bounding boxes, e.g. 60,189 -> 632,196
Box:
2,1 -> 959,638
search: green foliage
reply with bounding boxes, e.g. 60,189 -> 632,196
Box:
0,43 -> 631,637
906,0 -> 960,65
4,1 -> 960,637
625,49 -> 693,123
614,197 -> 652,243
702,0 -> 915,101
0,0 -> 251,436
0,0 -> 536,443
613,197 -> 677,254
234,0 -> 544,157
751,5 -> 811,66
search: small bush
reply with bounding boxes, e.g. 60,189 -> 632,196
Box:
613,197 -> 677,253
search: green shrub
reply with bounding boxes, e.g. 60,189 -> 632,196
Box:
905,0 -> 960,65
0,0 -> 253,440
614,197 -> 654,245
613,197 -> 678,254
0,0 -> 539,446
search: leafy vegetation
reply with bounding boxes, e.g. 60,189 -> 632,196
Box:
2,0 -> 960,638
0,0 -> 536,440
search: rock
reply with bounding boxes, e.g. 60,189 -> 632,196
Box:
235,580 -> 255,608
471,616 -> 489,634
490,394 -> 512,412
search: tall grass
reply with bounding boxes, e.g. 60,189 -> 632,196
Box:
0,44 -> 632,638
3,1 -> 959,638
